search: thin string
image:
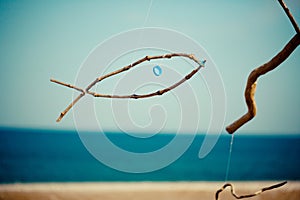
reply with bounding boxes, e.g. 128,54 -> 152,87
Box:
225,134 -> 234,181
142,0 -> 153,27
132,0 -> 154,62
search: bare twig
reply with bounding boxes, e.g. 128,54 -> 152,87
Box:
226,0 -> 300,134
215,181 -> 287,200
55,93 -> 85,122
51,53 -> 205,122
50,79 -> 85,94
278,0 -> 300,34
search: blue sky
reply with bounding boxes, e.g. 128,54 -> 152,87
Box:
0,0 -> 299,133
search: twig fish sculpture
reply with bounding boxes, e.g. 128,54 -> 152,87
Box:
51,53 -> 206,122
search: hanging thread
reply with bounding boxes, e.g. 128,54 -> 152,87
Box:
225,134 -> 234,181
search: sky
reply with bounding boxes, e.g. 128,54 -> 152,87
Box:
0,0 -> 299,134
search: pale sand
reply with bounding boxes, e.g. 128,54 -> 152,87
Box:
0,181 -> 299,200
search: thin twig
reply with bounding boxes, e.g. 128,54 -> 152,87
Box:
278,0 -> 300,34
215,181 -> 287,200
56,93 -> 85,122
50,79 -> 85,94
51,53 -> 205,122
226,0 -> 300,134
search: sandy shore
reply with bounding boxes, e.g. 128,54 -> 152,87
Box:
0,181 -> 299,200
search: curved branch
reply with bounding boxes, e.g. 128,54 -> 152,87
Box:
215,181 -> 287,200
226,0 -> 300,134
226,33 -> 300,134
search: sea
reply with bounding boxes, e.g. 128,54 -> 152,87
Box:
0,127 -> 299,183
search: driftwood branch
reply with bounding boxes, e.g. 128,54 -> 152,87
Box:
215,181 -> 287,200
226,0 -> 300,134
226,34 -> 300,134
51,53 -> 205,122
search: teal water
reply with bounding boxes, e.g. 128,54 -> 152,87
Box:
0,127 -> 299,183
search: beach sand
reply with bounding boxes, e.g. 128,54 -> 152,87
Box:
0,181 -> 299,200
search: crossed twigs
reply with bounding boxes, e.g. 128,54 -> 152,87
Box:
51,53 -> 205,122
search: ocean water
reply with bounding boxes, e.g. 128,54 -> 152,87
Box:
0,127 -> 299,183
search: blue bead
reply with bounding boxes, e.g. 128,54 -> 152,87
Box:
153,65 -> 162,76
